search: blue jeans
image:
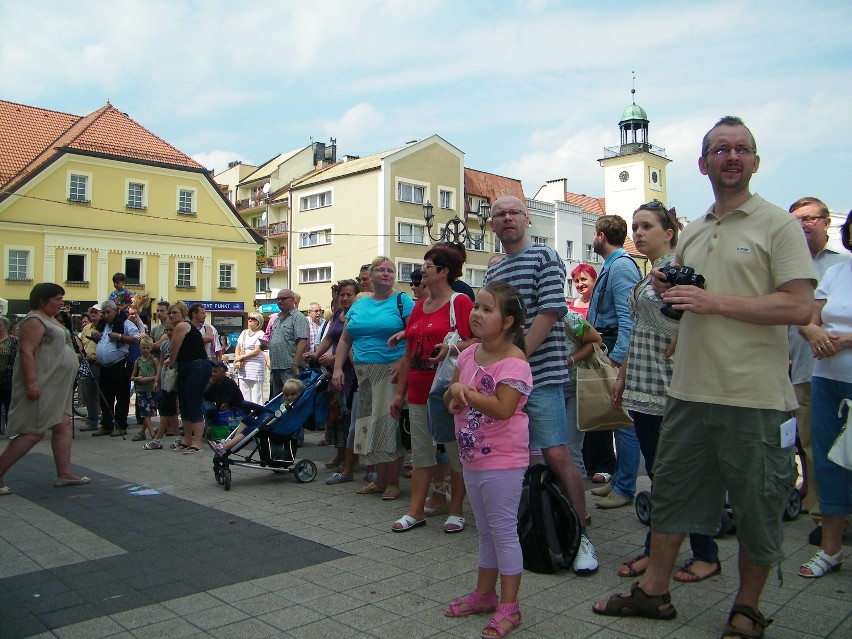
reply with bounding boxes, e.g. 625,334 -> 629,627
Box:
811,376 -> 852,516
611,426 -> 640,499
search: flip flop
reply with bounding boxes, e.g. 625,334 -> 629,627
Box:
619,553 -> 649,578
673,558 -> 721,583
391,514 -> 426,532
444,515 -> 466,533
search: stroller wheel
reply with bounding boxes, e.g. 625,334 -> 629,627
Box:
293,459 -> 317,483
783,488 -> 802,521
223,468 -> 232,491
635,491 -> 652,526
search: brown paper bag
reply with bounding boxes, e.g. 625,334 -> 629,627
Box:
576,343 -> 633,432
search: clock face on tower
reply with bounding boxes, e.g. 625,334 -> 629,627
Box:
618,170 -> 629,183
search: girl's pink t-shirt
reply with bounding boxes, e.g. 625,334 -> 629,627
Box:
454,344 -> 533,470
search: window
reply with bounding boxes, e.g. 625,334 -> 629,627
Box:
176,187 -> 197,214
567,279 -> 574,298
398,182 -> 425,204
470,196 -> 488,214
439,189 -> 452,209
531,235 -> 548,247
465,268 -> 486,288
566,240 -> 574,260
397,261 -> 418,283
299,266 -> 332,284
7,248 -> 31,281
219,263 -> 234,289
177,261 -> 193,288
69,174 -> 89,202
256,277 -> 270,294
584,244 -> 598,262
66,254 -> 86,282
300,191 -> 332,211
465,233 -> 486,252
124,258 -> 143,286
494,238 -> 504,254
398,222 -> 425,244
300,228 -> 332,247
127,182 -> 145,208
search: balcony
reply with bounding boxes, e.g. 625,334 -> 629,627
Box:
235,198 -> 267,212
271,255 -> 288,271
266,222 -> 289,238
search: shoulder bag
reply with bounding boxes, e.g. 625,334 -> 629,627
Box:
576,342 -> 633,432
427,293 -> 463,443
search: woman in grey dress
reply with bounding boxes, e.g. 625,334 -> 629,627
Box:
0,283 -> 90,494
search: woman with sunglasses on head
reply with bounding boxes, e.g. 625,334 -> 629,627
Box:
390,245 -> 474,533
610,202 -> 720,583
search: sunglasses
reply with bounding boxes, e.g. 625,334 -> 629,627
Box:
276,296 -> 294,302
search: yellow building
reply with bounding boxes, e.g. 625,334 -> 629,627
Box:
287,135 -> 474,303
0,100 -> 261,322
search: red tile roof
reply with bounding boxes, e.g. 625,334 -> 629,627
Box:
0,99 -> 204,192
565,191 -> 606,215
464,167 -> 525,204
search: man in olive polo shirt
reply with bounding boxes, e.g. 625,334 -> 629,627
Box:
594,116 -> 815,637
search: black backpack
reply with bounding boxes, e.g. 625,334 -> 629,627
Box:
517,464 -> 582,574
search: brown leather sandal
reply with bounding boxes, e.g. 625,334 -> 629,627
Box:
721,604 -> 772,639
592,581 -> 677,620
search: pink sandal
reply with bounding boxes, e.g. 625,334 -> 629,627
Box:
481,602 -> 521,638
445,591 -> 498,618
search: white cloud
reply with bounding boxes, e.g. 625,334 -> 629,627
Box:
192,151 -> 251,174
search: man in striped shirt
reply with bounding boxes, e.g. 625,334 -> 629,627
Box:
485,195 -> 597,575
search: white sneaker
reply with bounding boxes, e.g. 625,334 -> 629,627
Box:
573,534 -> 599,575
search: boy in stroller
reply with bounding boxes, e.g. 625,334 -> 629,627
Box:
209,377 -> 303,456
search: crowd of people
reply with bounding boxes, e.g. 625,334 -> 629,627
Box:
0,116 -> 850,639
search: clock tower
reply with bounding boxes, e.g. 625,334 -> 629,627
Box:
598,86 -> 671,224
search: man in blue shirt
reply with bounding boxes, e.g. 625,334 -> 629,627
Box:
586,215 -> 642,509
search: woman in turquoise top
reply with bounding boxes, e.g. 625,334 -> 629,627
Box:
333,256 -> 413,500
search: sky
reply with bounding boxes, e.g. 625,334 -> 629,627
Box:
2,0 -> 850,223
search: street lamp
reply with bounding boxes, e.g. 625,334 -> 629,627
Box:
423,200 -> 491,245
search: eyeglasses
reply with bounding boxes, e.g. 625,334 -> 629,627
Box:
276,296 -> 294,302
422,263 -> 439,270
641,201 -> 665,209
410,281 -> 423,287
797,216 -> 827,226
491,209 -> 525,220
706,145 -> 755,157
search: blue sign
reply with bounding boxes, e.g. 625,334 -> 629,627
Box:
259,303 -> 279,313
184,301 -> 245,312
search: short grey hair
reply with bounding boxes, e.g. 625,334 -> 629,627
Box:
101,300 -> 118,312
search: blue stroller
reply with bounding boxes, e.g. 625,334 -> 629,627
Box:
212,370 -> 328,491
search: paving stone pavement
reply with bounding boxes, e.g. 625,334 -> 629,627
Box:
1,420 -> 850,639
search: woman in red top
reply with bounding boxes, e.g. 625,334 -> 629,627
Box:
568,263 -> 597,319
390,245 -> 474,532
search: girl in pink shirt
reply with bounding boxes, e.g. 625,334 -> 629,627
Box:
444,281 -> 532,639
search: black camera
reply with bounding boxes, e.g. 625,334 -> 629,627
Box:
659,266 -> 705,320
